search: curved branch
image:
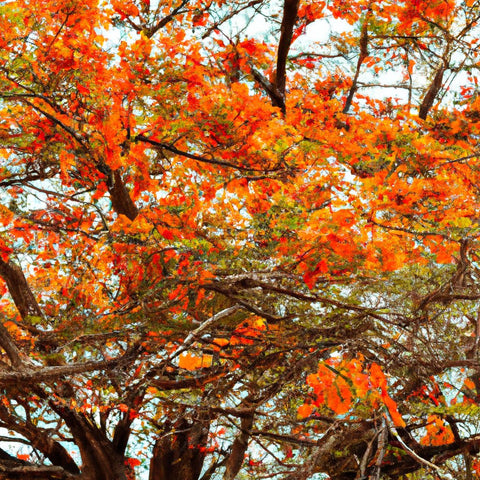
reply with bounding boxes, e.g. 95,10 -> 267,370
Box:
11,99 -> 138,220
0,403 -> 80,475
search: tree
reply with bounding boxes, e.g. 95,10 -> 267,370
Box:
2,0 -> 480,478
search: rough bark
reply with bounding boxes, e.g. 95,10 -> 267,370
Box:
0,260 -> 44,321
0,447 -> 75,478
272,0 -> 300,113
418,64 -> 445,120
0,465 -> 74,479
309,421 -> 480,480
0,402 -> 80,475
0,322 -> 24,368
223,412 -> 254,480
50,403 -> 128,480
149,416 -> 210,480
107,170 -> 139,221
0,358 -> 126,387
275,0 -> 300,96
0,259 -> 44,368
0,446 -> 74,479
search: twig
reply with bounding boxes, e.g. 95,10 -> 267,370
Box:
168,305 -> 241,362
371,418 -> 387,480
385,409 -> 444,473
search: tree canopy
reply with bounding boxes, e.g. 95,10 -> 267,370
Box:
2,0 -> 480,478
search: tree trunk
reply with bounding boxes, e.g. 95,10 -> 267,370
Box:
223,412 -> 254,480
149,416 -> 210,480
50,403 -> 129,480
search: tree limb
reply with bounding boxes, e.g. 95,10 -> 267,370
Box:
274,0 -> 300,113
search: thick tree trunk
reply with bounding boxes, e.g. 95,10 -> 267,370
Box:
50,403 -> 129,480
149,416 -> 210,480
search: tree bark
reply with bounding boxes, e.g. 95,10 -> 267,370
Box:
149,416 -> 210,480
275,0 -> 300,97
107,170 -> 139,221
418,64 -> 445,120
223,412 -> 254,480
0,260 -> 44,321
0,402 -> 80,476
50,403 -> 128,480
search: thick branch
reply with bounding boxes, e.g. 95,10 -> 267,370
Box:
0,358 -> 126,386
274,0 -> 300,112
223,411 -> 255,480
0,322 -> 25,368
108,170 -> 138,221
250,68 -> 285,113
0,403 -> 80,475
0,260 -> 43,321
149,415 -> 210,480
10,97 -> 138,221
0,464 -> 75,479
50,403 -> 128,480
418,64 -> 446,119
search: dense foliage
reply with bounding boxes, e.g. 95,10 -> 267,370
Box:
2,0 -> 480,478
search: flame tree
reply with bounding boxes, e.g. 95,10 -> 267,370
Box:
2,0 -> 480,479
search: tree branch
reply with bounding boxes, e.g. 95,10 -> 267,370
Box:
0,322 -> 25,368
108,170 -> 139,221
385,410 -> 444,473
135,134 -> 279,172
343,7 -> 371,114
0,259 -> 44,321
0,357 -> 128,386
418,63 -> 446,120
274,0 -> 300,113
224,408 -> 255,480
